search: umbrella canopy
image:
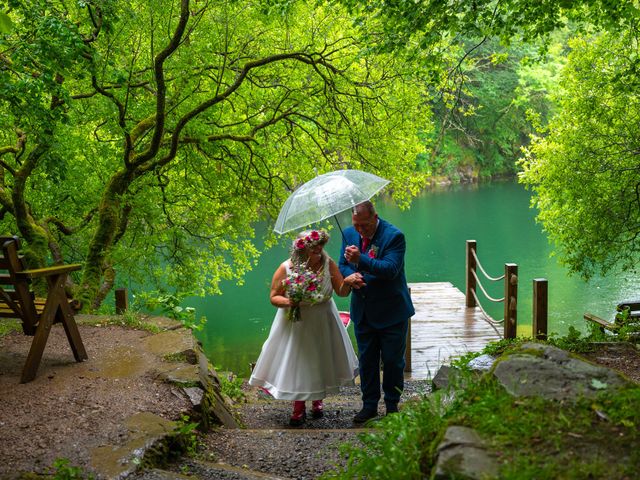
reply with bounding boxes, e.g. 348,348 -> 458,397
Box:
274,170 -> 390,234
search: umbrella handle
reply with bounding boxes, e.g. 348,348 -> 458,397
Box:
333,215 -> 347,244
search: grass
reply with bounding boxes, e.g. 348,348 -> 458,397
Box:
324,334 -> 640,479
0,319 -> 21,337
323,393 -> 446,479
84,311 -> 162,333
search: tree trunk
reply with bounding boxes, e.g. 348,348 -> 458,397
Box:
78,169 -> 135,308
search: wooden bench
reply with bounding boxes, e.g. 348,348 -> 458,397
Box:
584,301 -> 640,335
616,300 -> 640,319
583,312 -> 619,333
0,236 -> 87,382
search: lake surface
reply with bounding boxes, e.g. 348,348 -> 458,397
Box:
188,181 -> 638,376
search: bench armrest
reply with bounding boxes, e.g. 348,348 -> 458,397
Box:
583,312 -> 619,331
16,264 -> 82,279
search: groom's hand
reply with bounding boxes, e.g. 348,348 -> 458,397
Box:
344,245 -> 361,263
345,272 -> 366,289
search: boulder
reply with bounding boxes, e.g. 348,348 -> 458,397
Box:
493,342 -> 630,401
433,426 -> 499,480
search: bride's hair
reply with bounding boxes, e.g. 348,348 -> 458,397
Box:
290,229 -> 329,265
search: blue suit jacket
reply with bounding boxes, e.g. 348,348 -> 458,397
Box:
339,218 -> 415,329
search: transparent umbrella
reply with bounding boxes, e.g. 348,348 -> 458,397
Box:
274,170 -> 390,236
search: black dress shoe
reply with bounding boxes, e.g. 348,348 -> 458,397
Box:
385,404 -> 399,416
353,408 -> 378,424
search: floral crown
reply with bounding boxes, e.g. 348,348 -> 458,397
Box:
292,229 -> 330,251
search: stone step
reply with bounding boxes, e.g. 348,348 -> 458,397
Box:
134,461 -> 289,480
195,426 -> 362,479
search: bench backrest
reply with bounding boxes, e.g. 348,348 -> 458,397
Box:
0,236 -> 39,331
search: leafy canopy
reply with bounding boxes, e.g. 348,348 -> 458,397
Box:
0,0 -> 429,305
520,30 -> 640,278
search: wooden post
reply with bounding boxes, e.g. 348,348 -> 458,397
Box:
532,278 -> 548,340
465,240 -> 477,307
405,287 -> 412,372
115,288 -> 128,314
504,263 -> 518,339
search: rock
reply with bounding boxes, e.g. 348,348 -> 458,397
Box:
433,426 -> 499,480
493,342 -> 630,401
133,468 -> 193,480
432,365 -> 455,391
197,345 -> 241,429
156,362 -> 200,386
467,354 -> 496,371
183,386 -> 205,410
432,355 -> 495,392
142,329 -> 195,356
90,412 -> 177,479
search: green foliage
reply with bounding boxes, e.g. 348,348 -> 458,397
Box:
0,0 -> 429,308
335,0 -> 640,54
448,375 -> 640,479
217,370 -> 246,403
49,458 -> 94,480
0,319 -> 20,337
112,311 -> 161,334
613,308 -> 640,342
545,326 -> 598,353
133,290 -> 204,331
519,30 -> 640,278
0,11 -> 12,33
323,394 -> 446,479
175,414 -> 200,458
329,349 -> 640,478
481,337 -> 526,357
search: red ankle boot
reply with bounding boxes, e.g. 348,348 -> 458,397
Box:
311,399 -> 324,419
289,401 -> 306,426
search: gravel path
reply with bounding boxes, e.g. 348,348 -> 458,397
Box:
161,381 -> 432,480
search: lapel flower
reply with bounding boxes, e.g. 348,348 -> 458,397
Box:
368,244 -> 379,259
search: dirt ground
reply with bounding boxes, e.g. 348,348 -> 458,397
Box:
580,341 -> 640,383
0,320 -> 192,478
0,319 -> 638,479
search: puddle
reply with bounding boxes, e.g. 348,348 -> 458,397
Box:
91,412 -> 176,478
88,346 -> 147,378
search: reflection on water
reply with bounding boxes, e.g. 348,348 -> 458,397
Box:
188,181 -> 638,375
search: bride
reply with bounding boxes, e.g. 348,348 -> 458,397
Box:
248,229 -> 359,426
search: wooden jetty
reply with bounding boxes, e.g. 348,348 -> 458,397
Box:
406,282 -> 501,380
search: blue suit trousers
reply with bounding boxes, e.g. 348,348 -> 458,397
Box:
354,317 -> 408,410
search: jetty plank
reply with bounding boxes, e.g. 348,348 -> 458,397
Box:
407,282 -> 500,379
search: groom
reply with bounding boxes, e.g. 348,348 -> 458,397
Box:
339,201 -> 414,423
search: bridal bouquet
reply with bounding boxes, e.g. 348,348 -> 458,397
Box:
282,266 -> 324,322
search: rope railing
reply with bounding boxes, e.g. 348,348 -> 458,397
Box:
470,289 -> 503,336
471,249 -> 505,282
465,240 -> 518,339
470,269 -> 505,303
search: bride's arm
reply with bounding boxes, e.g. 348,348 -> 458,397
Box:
270,263 -> 297,308
328,258 -> 352,297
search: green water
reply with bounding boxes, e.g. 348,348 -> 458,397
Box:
188,181 -> 638,376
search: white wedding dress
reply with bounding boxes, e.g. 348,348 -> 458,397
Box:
248,254 -> 359,400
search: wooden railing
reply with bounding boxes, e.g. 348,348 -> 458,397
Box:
465,240 -> 548,340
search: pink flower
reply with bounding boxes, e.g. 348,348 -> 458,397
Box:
309,230 -> 320,241
295,238 -> 306,250
307,284 -> 317,292
368,250 -> 376,258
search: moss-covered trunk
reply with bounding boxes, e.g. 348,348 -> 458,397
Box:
11,142 -> 53,270
78,169 -> 134,309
